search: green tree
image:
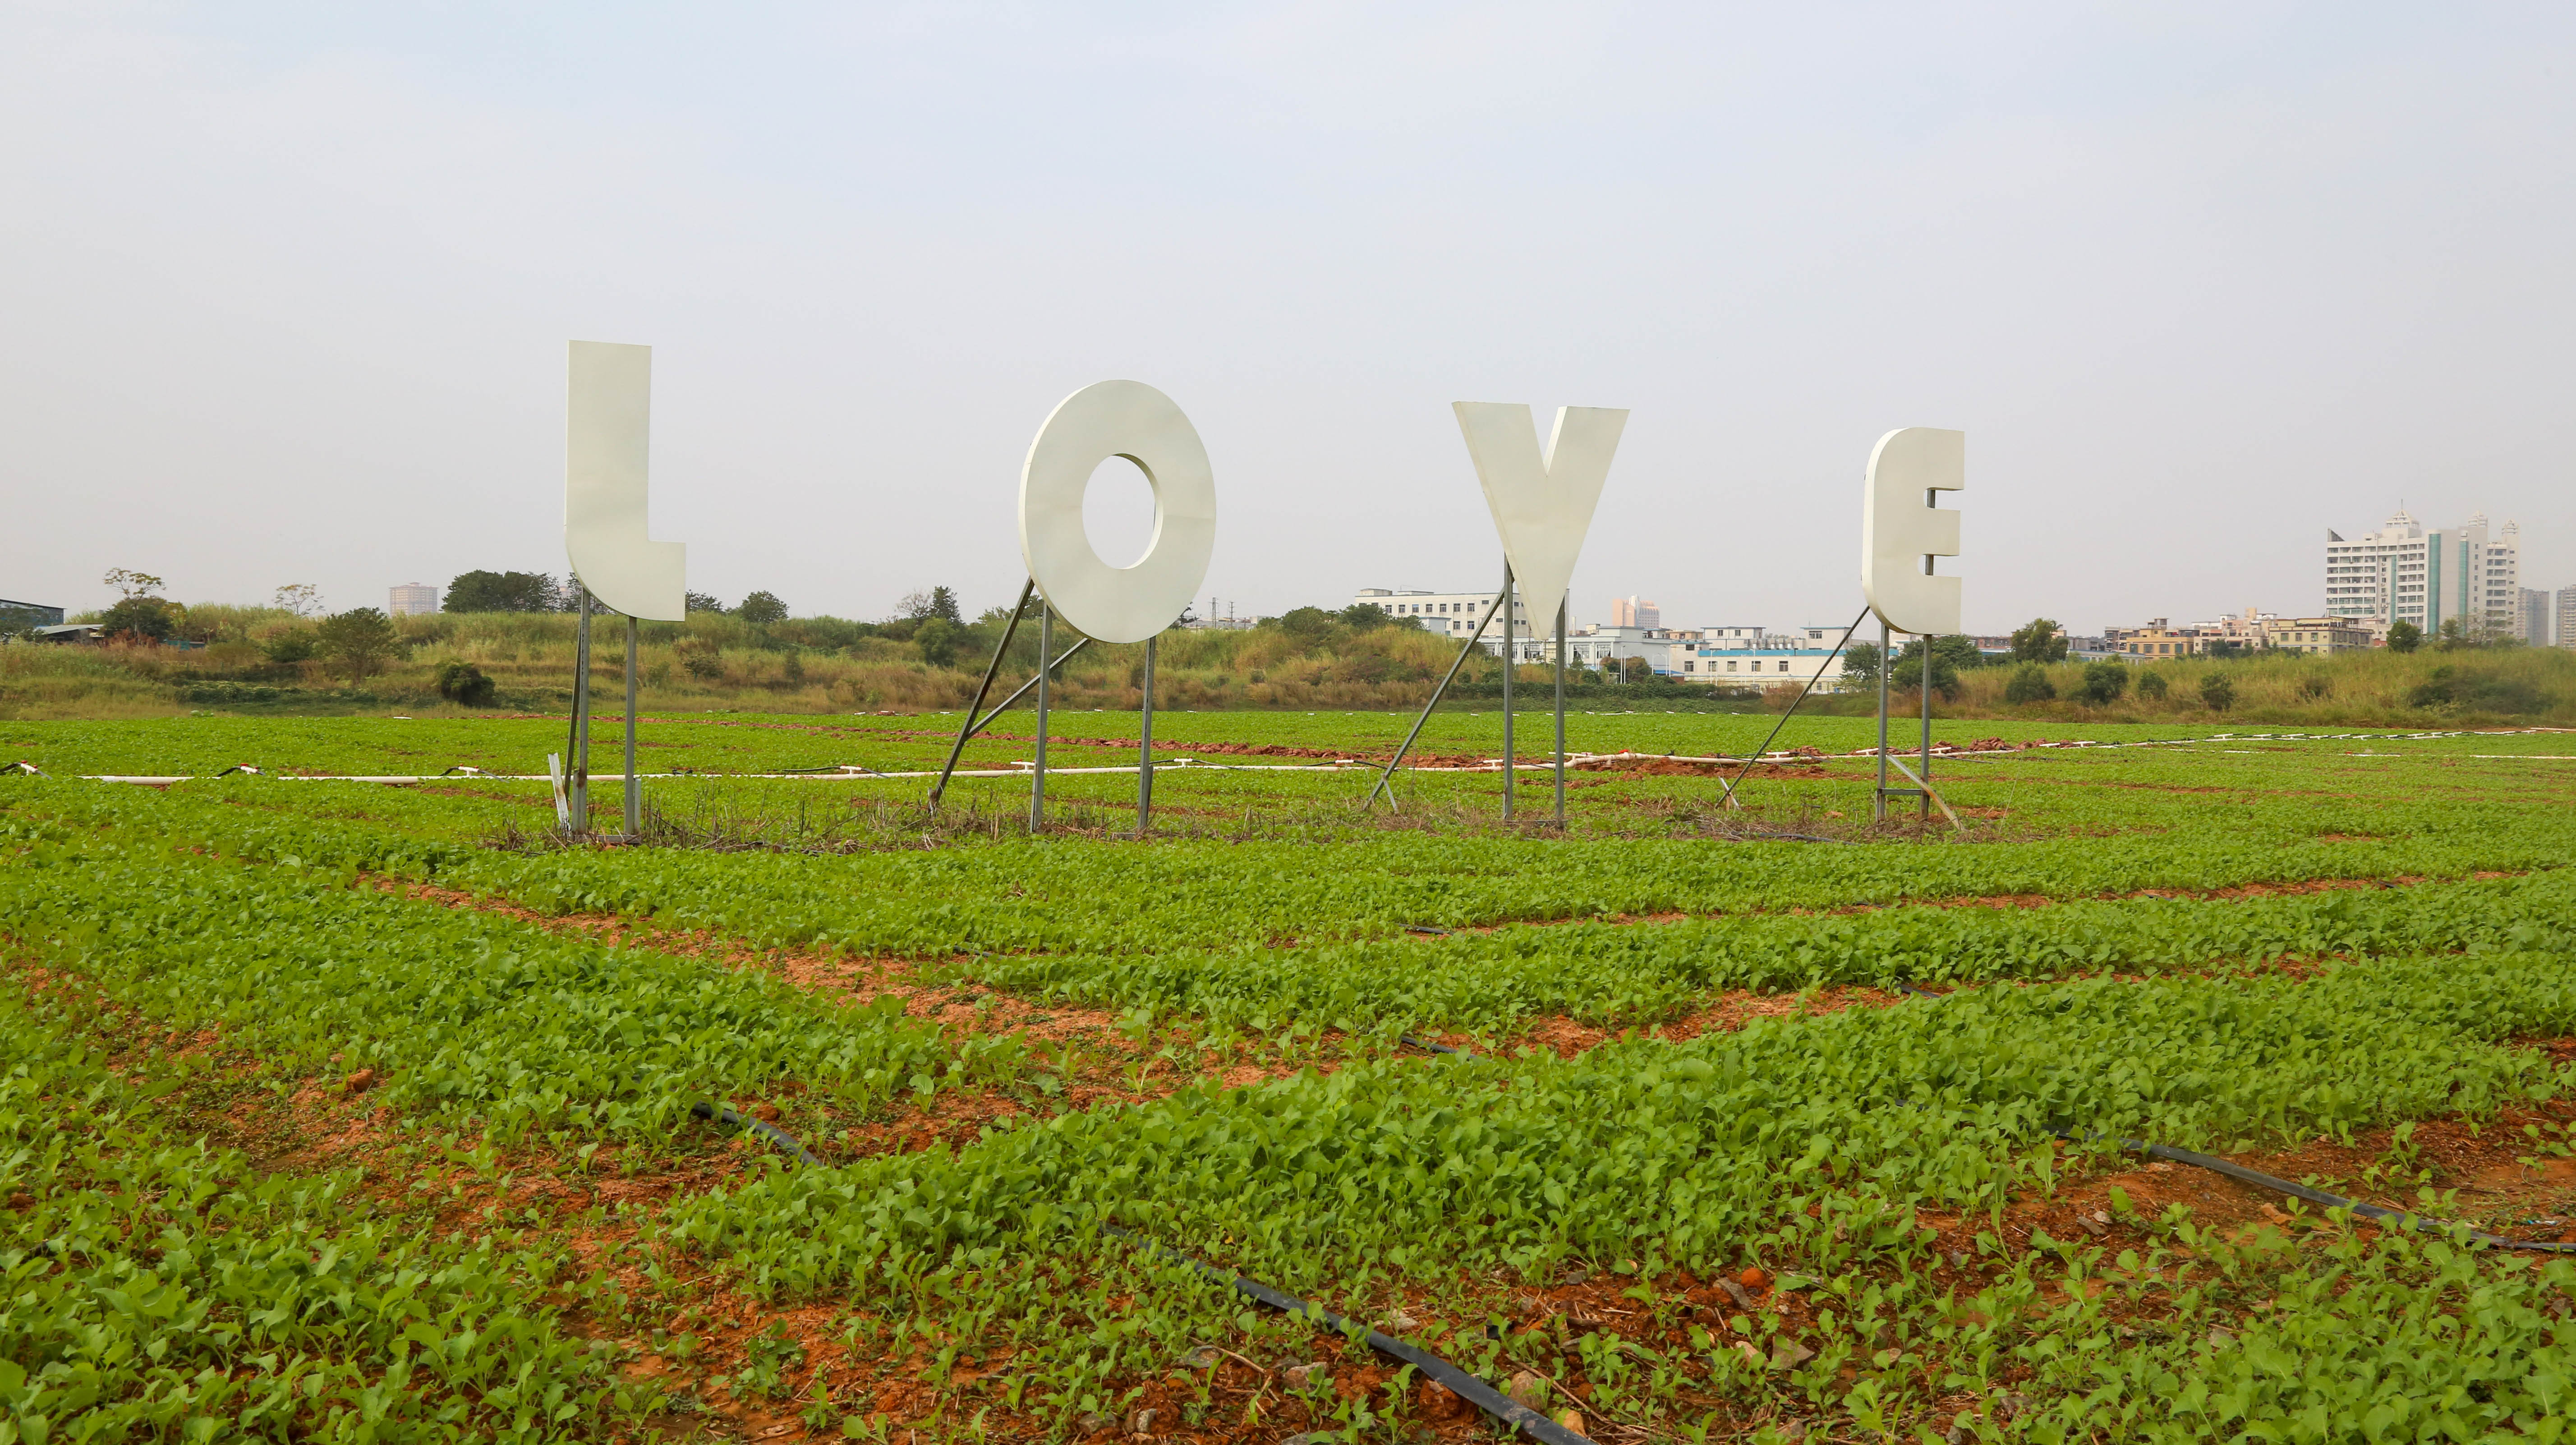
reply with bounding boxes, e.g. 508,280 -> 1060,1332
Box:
915,617 -> 961,668
737,591 -> 788,626
2136,670 -> 2170,701
1272,606 -> 1336,639
1840,641 -> 1881,687
1335,602 -> 1396,631
316,607 -> 402,685
102,568 -> 166,598
2004,663 -> 2056,703
2009,617 -> 2069,663
444,571 -> 560,613
2435,617 -> 2477,651
2384,619 -> 2423,653
2198,671 -> 2236,711
271,584 -> 322,618
685,590 -> 727,614
2078,659 -> 2129,705
898,587 -> 964,625
1891,638 -> 1970,698
99,595 -> 181,643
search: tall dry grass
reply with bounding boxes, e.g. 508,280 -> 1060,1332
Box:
16,601 -> 2571,727
1803,645 -> 2576,727
3,608 -> 1516,717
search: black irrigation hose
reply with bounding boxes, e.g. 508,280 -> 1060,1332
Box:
682,1092 -> 1587,1440
1100,1225 -> 1593,1445
1890,981 -> 2576,1253
687,1100 -> 825,1167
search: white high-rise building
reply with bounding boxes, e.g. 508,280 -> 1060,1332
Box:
2522,588 -> 2552,647
2324,509 -> 2520,637
388,583 -> 440,616
2558,585 -> 2576,652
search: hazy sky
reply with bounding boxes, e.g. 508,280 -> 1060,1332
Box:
5,2 -> 2571,635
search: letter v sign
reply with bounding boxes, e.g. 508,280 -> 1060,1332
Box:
1451,403 -> 1628,630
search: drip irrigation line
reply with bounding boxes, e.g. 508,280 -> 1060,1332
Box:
1890,980 -> 2576,1252
668,1086 -> 1586,1439
686,1100 -> 825,1167
1399,1034 -> 1465,1056
1100,1225 -> 1593,1445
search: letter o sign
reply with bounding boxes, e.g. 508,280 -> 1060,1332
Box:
1018,380 -> 1216,645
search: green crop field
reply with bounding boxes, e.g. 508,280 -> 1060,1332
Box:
6,709 -> 2576,1443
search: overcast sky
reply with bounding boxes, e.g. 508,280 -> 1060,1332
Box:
4,2 -> 2571,635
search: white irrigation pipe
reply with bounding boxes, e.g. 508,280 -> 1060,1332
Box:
49,727 -> 2568,787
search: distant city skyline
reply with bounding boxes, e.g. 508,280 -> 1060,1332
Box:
2,7 -> 2569,632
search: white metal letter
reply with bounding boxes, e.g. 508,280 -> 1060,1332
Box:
1452,403 -> 1628,626
565,341 -> 687,621
1019,380 -> 1217,645
1860,427 -> 1963,636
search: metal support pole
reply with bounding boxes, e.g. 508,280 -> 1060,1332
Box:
930,580 -> 1033,808
1718,604 -> 1871,810
623,614 -> 639,839
970,640 -> 1089,732
1366,566 -> 1511,810
1920,634 -> 1934,821
569,588 -> 593,835
1552,598 -> 1567,826
1872,618 -> 1890,823
1138,633 -> 1156,835
1030,602 -> 1051,831
1500,559 -> 1514,821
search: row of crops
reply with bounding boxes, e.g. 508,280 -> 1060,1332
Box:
5,722 -> 2576,1441
1,712 -> 2268,780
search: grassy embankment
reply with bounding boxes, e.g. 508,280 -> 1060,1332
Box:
6,602 -> 2574,728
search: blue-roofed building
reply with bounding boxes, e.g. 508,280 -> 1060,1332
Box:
0,598 -> 65,631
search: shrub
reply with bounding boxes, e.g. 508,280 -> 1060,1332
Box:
2199,671 -> 2236,711
315,607 -> 402,685
737,591 -> 788,626
2136,671 -> 2169,701
2386,619 -> 2423,653
433,660 -> 497,707
2408,664 -> 2545,716
2003,664 -> 2056,704
2406,667 -> 2454,709
674,638 -> 725,680
2078,660 -> 2128,705
262,629 -> 318,664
